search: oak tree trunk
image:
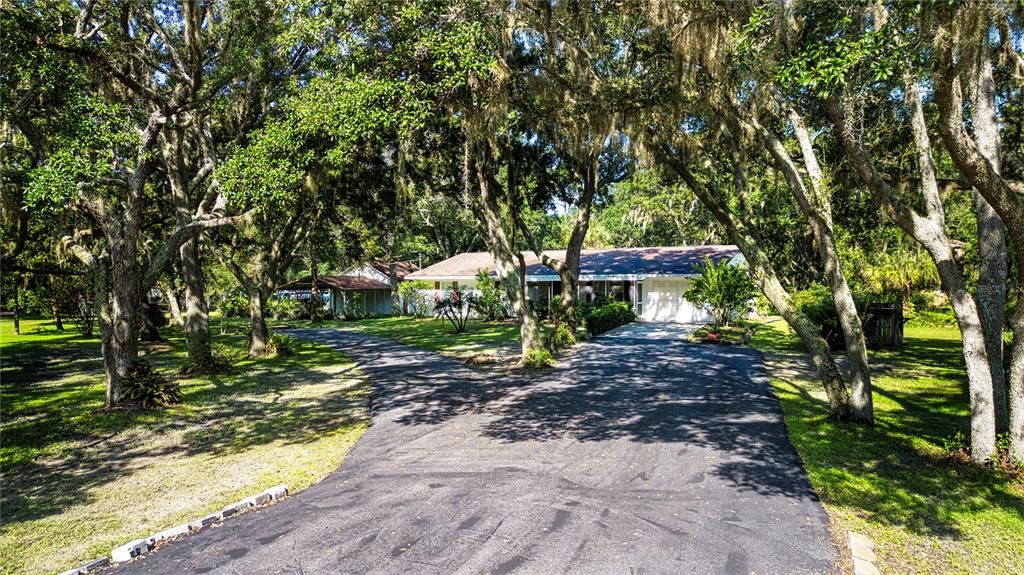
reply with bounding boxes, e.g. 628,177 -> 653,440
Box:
828,85 -> 997,460
924,228 -> 999,461
472,144 -> 542,360
51,299 -> 65,331
248,290 -> 269,357
12,274 -> 20,335
389,262 -> 401,318
970,36 -> 1009,432
104,239 -> 141,407
558,270 -> 577,327
755,109 -> 874,423
163,281 -> 184,326
933,14 -> 1024,461
180,237 -> 213,363
1009,290 -> 1024,462
661,150 -> 853,419
974,193 -> 1009,432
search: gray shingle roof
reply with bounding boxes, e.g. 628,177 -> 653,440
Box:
369,260 -> 419,280
279,275 -> 392,291
407,245 -> 741,280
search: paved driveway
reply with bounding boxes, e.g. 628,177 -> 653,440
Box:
110,323 -> 837,575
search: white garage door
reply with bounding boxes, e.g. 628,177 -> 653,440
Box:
645,280 -> 681,322
643,279 -> 714,323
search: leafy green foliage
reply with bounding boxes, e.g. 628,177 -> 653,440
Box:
523,347 -> 554,369
908,308 -> 958,329
119,361 -> 182,409
267,332 -> 298,357
583,300 -> 636,336
736,4 -> 905,97
433,287 -> 479,334
550,295 -> 585,328
25,95 -> 136,212
683,258 -> 757,330
398,280 -> 433,318
791,283 -> 845,350
589,171 -> 721,248
268,296 -> 305,321
474,271 -> 508,320
547,323 -> 576,351
525,296 -> 551,322
219,293 -> 251,318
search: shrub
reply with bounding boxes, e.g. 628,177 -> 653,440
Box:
550,295 -> 586,327
526,295 -> 551,321
268,295 -> 305,320
398,280 -> 433,318
119,361 -> 182,408
549,323 -> 576,351
941,430 -> 969,455
523,347 -> 554,368
583,300 -> 636,336
754,292 -> 775,316
474,271 -> 509,320
683,257 -> 757,329
220,293 -> 249,318
179,353 -> 234,376
267,332 -> 297,356
907,308 -> 957,328
792,283 -> 845,350
433,287 -> 478,333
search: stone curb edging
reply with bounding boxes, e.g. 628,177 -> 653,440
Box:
58,485 -> 289,575
848,531 -> 881,575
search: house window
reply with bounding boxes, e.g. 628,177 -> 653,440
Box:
452,281 -> 459,289
434,281 -> 440,291
635,282 -> 643,316
609,281 -> 624,301
579,281 -> 594,303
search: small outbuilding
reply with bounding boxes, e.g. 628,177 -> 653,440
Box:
278,275 -> 394,318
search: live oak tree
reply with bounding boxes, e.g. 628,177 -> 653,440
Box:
932,3 -> 1024,461
724,94 -> 876,423
217,55 -> 425,353
17,2 -> 247,406
759,1 -> 1020,461
648,127 -> 856,420
635,3 -> 866,421
151,0 -> 328,369
345,0 -> 547,361
505,2 -> 635,330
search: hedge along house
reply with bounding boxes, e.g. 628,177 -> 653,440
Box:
406,245 -> 745,323
277,275 -> 395,318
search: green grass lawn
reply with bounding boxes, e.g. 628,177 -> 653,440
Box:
750,319 -> 1024,575
329,316 -> 526,359
1,318 -> 369,575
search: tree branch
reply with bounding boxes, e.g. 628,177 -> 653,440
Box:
142,210 -> 254,289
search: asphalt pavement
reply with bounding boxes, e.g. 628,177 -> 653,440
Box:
107,323 -> 837,574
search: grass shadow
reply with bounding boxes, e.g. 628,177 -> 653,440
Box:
1,319 -> 368,530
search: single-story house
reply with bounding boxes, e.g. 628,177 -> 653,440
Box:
341,260 -> 420,285
278,275 -> 394,318
340,260 -> 420,314
406,245 -> 745,323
